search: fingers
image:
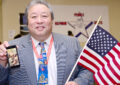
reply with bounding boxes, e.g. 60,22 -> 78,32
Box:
3,41 -> 9,47
0,45 -> 6,56
65,81 -> 78,85
0,41 -> 9,59
0,41 -> 9,67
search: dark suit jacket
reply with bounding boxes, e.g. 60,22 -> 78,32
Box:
0,33 -> 94,85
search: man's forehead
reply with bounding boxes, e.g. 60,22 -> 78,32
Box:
28,4 -> 50,12
30,4 -> 49,10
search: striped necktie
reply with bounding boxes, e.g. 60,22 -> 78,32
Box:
37,42 -> 48,85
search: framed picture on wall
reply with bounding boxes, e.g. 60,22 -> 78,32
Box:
19,13 -> 27,25
19,13 -> 29,35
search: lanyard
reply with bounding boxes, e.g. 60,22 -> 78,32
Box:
32,36 -> 53,62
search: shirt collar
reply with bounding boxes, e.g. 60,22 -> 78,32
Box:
31,34 -> 52,48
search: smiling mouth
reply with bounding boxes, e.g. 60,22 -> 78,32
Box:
36,26 -> 45,31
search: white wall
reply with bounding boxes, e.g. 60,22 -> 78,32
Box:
2,0 -> 31,41
2,0 -> 120,43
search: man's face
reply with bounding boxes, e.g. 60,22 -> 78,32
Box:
28,4 -> 53,41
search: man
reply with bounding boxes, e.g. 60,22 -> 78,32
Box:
0,0 -> 94,85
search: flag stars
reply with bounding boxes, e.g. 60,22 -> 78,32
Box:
87,26 -> 118,57
104,41 -> 106,43
110,41 -> 113,43
104,50 -> 107,53
107,47 -> 110,49
101,47 -> 103,49
98,50 -> 100,52
104,44 -> 106,46
95,30 -> 98,32
97,40 -> 100,42
97,36 -> 99,38
103,32 -> 105,34
99,30 -> 101,32
101,50 -> 104,52
107,38 -> 109,40
100,36 -> 102,38
96,33 -> 98,36
114,41 -> 116,43
101,53 -> 104,56
94,40 -> 97,42
98,47 -> 100,49
103,35 -> 106,37
100,39 -> 103,41
107,41 -> 109,43
104,47 -> 107,49
99,32 -> 102,35
91,45 -> 93,48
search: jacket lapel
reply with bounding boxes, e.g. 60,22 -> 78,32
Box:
53,33 -> 67,85
19,33 -> 67,85
19,35 -> 37,85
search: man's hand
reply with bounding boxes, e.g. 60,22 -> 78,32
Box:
0,41 -> 9,67
65,81 -> 78,85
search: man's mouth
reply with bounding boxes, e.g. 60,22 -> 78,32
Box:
36,26 -> 45,31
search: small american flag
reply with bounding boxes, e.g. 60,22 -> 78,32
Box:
78,25 -> 120,85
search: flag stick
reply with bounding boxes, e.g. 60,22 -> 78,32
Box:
65,16 -> 102,84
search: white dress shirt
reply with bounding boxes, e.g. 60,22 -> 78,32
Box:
31,34 -> 57,85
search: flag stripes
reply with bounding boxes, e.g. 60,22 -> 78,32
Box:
78,43 -> 120,85
104,55 -> 120,83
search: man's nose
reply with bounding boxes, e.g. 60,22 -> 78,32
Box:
37,16 -> 43,23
